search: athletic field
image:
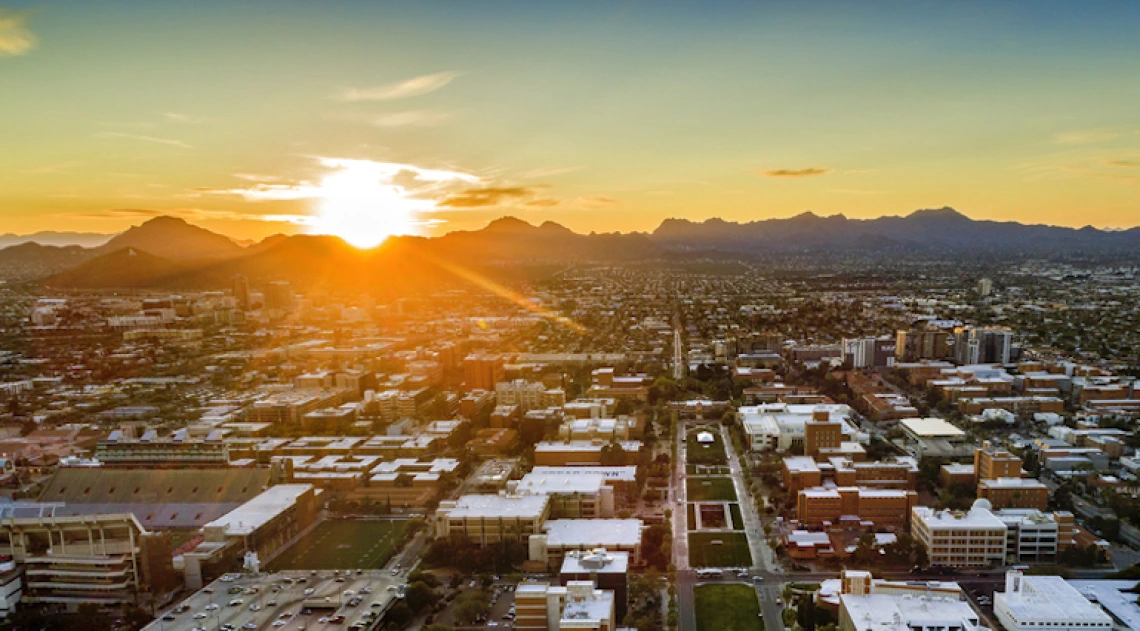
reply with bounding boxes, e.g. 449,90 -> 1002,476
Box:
268,519 -> 403,570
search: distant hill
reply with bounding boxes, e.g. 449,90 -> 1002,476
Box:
0,230 -> 114,248
46,247 -> 185,288
92,216 -> 245,261
650,207 -> 1140,255
0,242 -> 95,280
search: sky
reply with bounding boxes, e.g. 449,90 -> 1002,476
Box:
2,0 -> 1140,242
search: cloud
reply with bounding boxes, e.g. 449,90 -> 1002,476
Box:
576,195 -> 620,209
164,112 -> 203,124
97,131 -> 193,149
1053,129 -> 1124,145
365,110 -> 453,128
523,198 -> 561,208
1107,159 -> 1140,168
0,9 -> 35,56
761,167 -> 832,178
439,186 -> 538,208
829,188 -> 889,195
58,207 -> 317,225
20,161 -> 80,175
334,71 -> 459,102
521,166 -> 582,179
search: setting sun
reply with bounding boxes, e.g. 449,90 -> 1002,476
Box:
309,160 -> 433,249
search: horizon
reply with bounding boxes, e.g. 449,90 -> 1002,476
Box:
3,2 -> 1140,243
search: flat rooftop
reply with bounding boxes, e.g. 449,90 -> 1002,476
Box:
439,494 -> 550,519
901,417 -> 965,439
204,484 -> 313,536
543,519 -> 643,547
997,575 -> 1112,625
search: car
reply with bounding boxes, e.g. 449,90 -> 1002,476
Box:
192,627 -> 207,631
195,612 -> 209,619
221,625 -> 236,631
267,600 -> 278,606
175,604 -> 192,614
303,588 -> 315,596
359,587 -> 372,595
272,621 -> 288,627
319,618 -> 329,624
204,587 -> 216,594
206,604 -> 221,611
162,614 -> 176,621
330,615 -> 345,624
250,604 -> 261,612
391,568 -> 399,575
243,623 -> 257,630
335,577 -> 346,583
228,598 -> 244,606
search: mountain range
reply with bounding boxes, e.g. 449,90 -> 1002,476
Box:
1,208 -> 1137,290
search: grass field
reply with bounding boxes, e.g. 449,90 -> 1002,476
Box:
729,503 -> 745,530
695,584 -> 762,631
687,477 -> 738,502
687,464 -> 730,475
268,519 -> 402,570
686,430 -> 727,466
688,532 -> 753,568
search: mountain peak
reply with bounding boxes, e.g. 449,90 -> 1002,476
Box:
908,207 -> 970,222
95,214 -> 244,261
483,216 -> 536,232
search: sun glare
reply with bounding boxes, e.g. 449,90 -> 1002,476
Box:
310,161 -> 434,249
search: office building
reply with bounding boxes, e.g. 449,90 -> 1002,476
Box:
953,326 -> 1014,365
796,487 -> 917,529
560,549 -> 629,622
514,472 -> 615,518
978,478 -> 1050,511
434,494 -> 551,545
974,442 -> 1024,481
496,380 -> 566,412
843,337 -> 896,369
911,500 -> 1007,568
464,354 -> 505,391
835,570 -> 985,631
232,275 -> 251,311
515,581 -> 617,631
994,571 -> 1112,631
739,403 -> 859,452
895,328 -> 951,362
996,510 -> 1076,564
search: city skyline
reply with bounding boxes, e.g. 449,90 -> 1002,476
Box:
2,1 -> 1140,244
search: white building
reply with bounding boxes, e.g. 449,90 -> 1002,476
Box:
513,472 -> 615,518
739,403 -> 859,452
434,494 -> 551,545
515,581 -> 616,631
994,571 -> 1112,631
911,500 -> 1007,568
836,569 -> 988,631
496,379 -> 566,412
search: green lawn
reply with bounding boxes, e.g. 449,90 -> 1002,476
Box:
687,477 -> 738,502
695,584 -> 762,631
268,519 -> 402,570
729,503 -> 745,530
686,429 -> 727,466
688,532 -> 754,568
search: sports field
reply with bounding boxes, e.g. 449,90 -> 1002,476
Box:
695,584 -> 762,631
688,532 -> 753,567
268,519 -> 403,570
687,477 -> 738,502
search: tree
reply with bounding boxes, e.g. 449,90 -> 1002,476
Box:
404,581 -> 440,612
600,442 -> 628,466
394,472 -> 415,488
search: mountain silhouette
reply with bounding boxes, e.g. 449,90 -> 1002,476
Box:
93,216 -> 245,261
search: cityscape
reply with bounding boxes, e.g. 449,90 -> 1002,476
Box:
3,3 -> 1140,631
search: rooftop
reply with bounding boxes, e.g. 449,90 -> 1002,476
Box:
543,519 -> 643,547
204,484 -> 313,536
997,574 -> 1112,626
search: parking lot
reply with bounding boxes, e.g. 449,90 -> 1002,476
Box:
145,570 -> 408,631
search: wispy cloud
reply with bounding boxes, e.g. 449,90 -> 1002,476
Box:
439,186 -> 539,208
20,161 -> 80,175
97,131 -> 193,149
829,188 -> 889,195
56,207 -> 316,225
164,112 -> 203,124
1053,128 -> 1126,145
762,167 -> 832,178
523,198 -> 561,208
365,110 -> 453,128
1107,159 -> 1140,168
576,195 -> 620,209
0,9 -> 36,56
521,166 -> 582,179
334,71 -> 459,102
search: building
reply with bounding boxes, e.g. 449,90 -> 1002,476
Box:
529,519 -> 643,570
586,368 -> 650,401
514,581 -> 617,631
835,570 -> 985,631
975,442 -> 1024,481
995,510 -> 1076,564
497,380 -> 566,412
264,281 -> 293,312
94,428 -> 229,467
994,571 -> 1112,631
899,417 -> 966,443
464,354 -> 505,391
911,500 -> 1007,568
558,417 -> 641,442
784,456 -> 919,493
0,503 -> 175,609
895,328 -> 951,362
560,549 -> 629,622
247,388 -> 354,425
514,472 -> 615,518
434,494 -> 551,545
233,275 -> 251,311
533,441 -> 642,467
953,326 -> 1014,365
0,556 -> 21,618
978,478 -> 1049,511
843,337 -> 896,369
796,487 -> 917,529
739,403 -> 859,452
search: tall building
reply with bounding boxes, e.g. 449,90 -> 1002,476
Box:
974,442 -> 1024,480
896,328 -> 951,362
994,571 -> 1112,631
977,277 -> 994,297
953,326 -> 1013,365
515,581 -> 616,631
264,280 -> 293,311
232,275 -> 251,311
464,354 -> 505,392
560,549 -> 628,622
843,337 -> 896,368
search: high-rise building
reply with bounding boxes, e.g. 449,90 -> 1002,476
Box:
464,354 -> 505,392
232,275 -> 251,311
953,326 -> 1013,365
977,277 -> 994,297
843,337 -> 896,368
264,281 -> 293,311
895,328 -> 950,362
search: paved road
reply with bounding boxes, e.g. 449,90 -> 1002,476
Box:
673,421 -> 697,631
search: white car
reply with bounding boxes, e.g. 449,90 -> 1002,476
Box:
249,604 -> 261,612
272,622 -> 287,627
205,604 -> 220,612
194,612 -> 208,620
303,588 -> 315,596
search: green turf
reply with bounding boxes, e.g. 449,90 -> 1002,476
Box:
268,519 -> 402,570
687,503 -> 697,530
686,430 -> 727,466
686,477 -> 738,502
688,532 -> 753,568
695,583 -> 762,631
729,504 -> 745,530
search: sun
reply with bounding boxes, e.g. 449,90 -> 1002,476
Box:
310,161 -> 432,249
